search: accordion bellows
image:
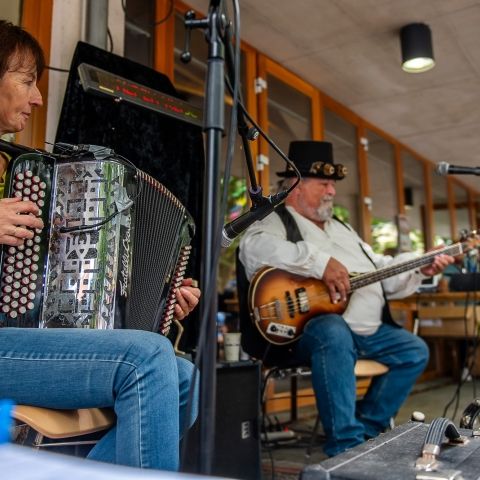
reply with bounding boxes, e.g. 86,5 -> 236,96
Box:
0,145 -> 194,336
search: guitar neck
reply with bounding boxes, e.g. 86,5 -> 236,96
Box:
349,243 -> 464,291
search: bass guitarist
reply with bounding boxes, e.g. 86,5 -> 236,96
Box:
238,140 -> 453,457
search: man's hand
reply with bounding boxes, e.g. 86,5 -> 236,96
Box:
174,278 -> 201,321
322,257 -> 350,304
0,197 -> 44,246
420,250 -> 454,277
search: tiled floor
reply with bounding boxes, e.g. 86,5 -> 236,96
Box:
260,377 -> 480,480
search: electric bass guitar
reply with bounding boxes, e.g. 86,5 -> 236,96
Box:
248,237 -> 476,345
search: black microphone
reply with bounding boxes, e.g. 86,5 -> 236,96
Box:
435,162 -> 480,176
221,191 -> 288,248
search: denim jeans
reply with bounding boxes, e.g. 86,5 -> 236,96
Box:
0,328 -> 199,471
293,314 -> 429,457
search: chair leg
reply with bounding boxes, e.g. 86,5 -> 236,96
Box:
33,431 -> 44,449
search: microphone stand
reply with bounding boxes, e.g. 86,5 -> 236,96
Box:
222,24 -> 271,220
181,1 -> 226,475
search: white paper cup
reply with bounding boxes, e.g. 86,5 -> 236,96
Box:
223,332 -> 241,362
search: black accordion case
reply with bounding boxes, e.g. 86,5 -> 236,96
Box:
302,420 -> 480,480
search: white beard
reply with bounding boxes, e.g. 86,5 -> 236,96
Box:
316,196 -> 334,222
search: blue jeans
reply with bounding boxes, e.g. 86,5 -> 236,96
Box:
0,328 -> 198,471
293,314 -> 429,457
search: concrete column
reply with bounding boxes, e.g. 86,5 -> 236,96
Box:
85,0 -> 108,49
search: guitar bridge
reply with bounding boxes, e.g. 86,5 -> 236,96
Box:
252,300 -> 282,323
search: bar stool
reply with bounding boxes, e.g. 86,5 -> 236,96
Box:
12,406 -> 115,449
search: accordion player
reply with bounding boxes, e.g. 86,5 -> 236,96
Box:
0,143 -> 195,343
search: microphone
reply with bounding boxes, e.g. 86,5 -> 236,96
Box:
435,162 -> 480,176
221,191 -> 288,248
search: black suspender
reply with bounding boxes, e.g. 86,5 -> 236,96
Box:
272,204 -> 303,243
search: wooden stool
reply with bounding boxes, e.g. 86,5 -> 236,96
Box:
354,359 -> 389,378
12,406 -> 115,448
355,359 -> 390,398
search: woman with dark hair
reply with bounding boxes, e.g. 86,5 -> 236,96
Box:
0,20 -> 200,471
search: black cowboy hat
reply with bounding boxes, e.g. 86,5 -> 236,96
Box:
277,140 -> 347,180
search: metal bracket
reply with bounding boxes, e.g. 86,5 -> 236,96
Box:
255,77 -> 267,94
416,470 -> 464,480
256,154 -> 269,171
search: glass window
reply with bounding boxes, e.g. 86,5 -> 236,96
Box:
324,109 -> 360,231
366,130 -> 397,253
431,174 -> 451,244
267,74 -> 312,184
402,151 -> 425,253
475,195 -> 480,230
124,0 -> 155,67
453,183 -> 470,236
174,12 -> 207,106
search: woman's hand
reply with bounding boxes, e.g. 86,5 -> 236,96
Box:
0,197 -> 44,246
174,278 -> 201,321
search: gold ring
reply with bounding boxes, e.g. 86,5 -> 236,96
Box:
13,227 -> 18,237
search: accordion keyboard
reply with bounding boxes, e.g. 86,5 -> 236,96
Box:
0,155 -> 53,325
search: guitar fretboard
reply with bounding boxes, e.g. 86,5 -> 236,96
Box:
349,242 -> 464,291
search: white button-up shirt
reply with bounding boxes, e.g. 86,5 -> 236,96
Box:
239,206 -> 425,335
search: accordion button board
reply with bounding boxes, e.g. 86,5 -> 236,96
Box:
0,154 -> 53,324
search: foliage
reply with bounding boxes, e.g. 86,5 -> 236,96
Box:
371,218 -> 397,254
217,176 -> 248,292
333,204 -> 350,223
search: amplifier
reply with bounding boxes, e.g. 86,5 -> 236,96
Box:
302,420 -> 480,480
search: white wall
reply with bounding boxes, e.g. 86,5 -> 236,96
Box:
46,0 -> 125,148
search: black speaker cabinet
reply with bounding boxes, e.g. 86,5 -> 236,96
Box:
182,362 -> 262,480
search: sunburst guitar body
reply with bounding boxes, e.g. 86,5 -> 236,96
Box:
247,236 -> 475,345
248,266 -> 348,345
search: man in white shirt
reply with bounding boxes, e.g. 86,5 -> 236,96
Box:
239,140 -> 453,456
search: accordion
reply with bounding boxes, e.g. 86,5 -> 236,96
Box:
0,145 -> 194,337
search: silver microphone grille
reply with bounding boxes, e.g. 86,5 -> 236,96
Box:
435,162 -> 449,176
220,231 -> 233,248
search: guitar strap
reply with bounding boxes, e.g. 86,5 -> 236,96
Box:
357,244 -> 401,328
332,216 -> 400,328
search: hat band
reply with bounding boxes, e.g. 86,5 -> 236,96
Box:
284,162 -> 348,179
309,162 -> 347,179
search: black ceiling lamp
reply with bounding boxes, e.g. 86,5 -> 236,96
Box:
400,23 -> 435,73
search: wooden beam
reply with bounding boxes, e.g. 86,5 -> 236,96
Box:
17,0 -> 53,149
154,0 -> 175,80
